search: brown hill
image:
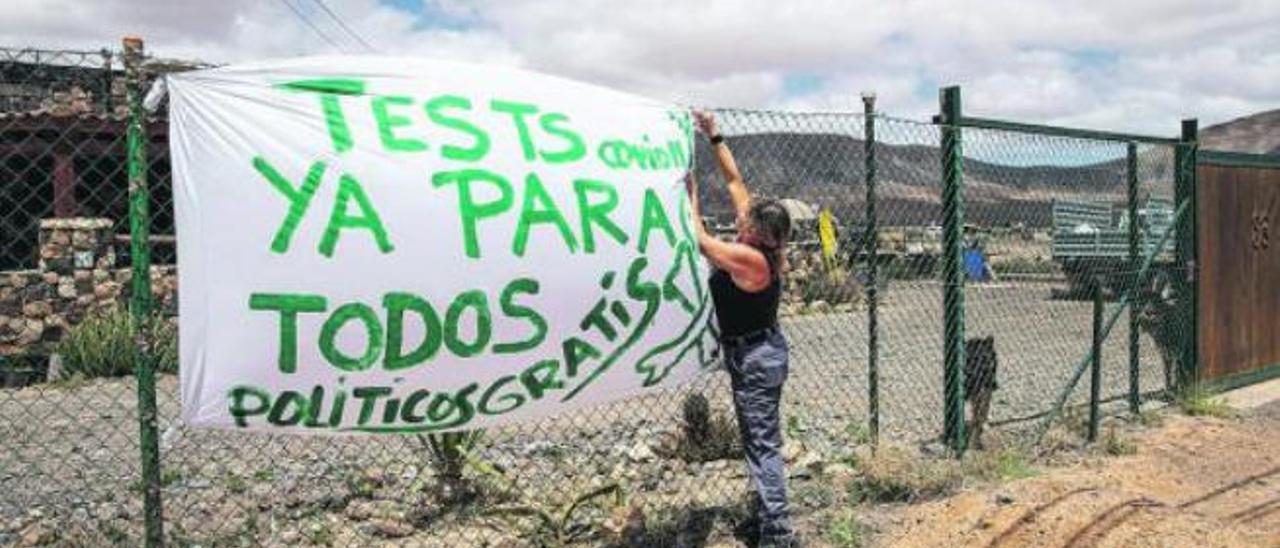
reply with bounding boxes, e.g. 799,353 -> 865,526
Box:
1201,109 -> 1280,154
693,108 -> 1278,229
693,133 -> 1136,228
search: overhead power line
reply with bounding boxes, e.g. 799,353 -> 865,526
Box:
310,0 -> 378,53
277,0 -> 347,52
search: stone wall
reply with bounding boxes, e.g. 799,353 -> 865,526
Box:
0,218 -> 176,354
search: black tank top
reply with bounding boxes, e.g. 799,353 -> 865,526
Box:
708,246 -> 782,338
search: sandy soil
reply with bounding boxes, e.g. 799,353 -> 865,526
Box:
876,399 -> 1280,548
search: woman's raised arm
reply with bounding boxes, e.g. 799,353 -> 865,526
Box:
694,111 -> 751,221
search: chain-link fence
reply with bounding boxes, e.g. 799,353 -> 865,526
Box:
1,46 -> 1201,546
1,45 -> 150,547
953,126 -> 1186,450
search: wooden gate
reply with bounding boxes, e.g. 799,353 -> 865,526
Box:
1197,152 -> 1280,387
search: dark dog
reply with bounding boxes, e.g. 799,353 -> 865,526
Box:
965,336 -> 998,450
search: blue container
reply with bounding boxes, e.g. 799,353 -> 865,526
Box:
964,248 -> 989,282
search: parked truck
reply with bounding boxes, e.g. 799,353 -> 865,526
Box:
1050,197 -> 1176,297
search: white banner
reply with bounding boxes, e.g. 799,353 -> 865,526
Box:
169,56 -> 718,433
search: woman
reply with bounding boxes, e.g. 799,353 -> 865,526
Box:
687,110 -> 797,548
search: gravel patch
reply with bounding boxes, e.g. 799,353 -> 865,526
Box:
0,281 -> 1173,545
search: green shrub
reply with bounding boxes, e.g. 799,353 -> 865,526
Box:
965,448 -> 1035,481
825,509 -> 865,547
677,393 -> 742,462
798,265 -> 863,307
989,257 -> 1060,275
55,308 -> 177,379
418,430 -> 486,487
881,255 -> 937,280
1178,385 -> 1235,418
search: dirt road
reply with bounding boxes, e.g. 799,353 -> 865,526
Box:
878,397 -> 1280,547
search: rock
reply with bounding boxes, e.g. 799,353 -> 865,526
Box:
367,518 -> 415,538
650,430 -> 680,459
94,282 -> 120,300
48,230 -> 70,247
18,320 -> 44,345
919,440 -> 949,457
73,271 -> 93,293
18,523 -> 53,546
794,452 -> 823,476
344,500 -> 376,521
703,459 -> 731,473
807,300 -> 831,314
42,272 -> 59,285
71,231 -> 92,250
9,273 -> 29,289
280,530 -> 301,544
45,353 -> 64,384
783,442 -> 804,464
22,301 -> 52,318
56,283 -> 76,299
627,442 -> 656,463
996,493 -> 1015,505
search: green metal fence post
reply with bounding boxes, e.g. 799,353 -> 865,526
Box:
100,48 -> 115,115
1089,278 -> 1103,443
1126,142 -> 1141,414
862,93 -> 880,448
1174,119 -> 1199,391
939,86 -> 967,455
124,35 -> 164,547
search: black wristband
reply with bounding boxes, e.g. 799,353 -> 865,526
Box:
709,134 -> 725,145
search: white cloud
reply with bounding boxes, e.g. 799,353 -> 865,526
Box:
2,0 -> 1277,134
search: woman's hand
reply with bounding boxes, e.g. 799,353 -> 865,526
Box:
693,109 -> 718,137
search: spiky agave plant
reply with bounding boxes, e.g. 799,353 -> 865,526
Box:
486,483 -> 629,547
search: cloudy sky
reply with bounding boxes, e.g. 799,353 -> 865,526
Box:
4,0 -> 1277,134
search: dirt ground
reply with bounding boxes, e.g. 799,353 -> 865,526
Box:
873,396 -> 1280,548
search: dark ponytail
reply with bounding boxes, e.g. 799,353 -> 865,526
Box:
748,199 -> 792,275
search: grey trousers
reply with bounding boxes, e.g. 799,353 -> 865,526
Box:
724,328 -> 792,538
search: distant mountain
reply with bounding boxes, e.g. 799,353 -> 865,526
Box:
693,107 -> 1276,229
693,133 -> 1139,228
1201,109 -> 1280,154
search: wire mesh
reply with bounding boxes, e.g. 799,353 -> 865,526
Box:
1,45 -> 1207,546
137,108 -> 877,546
955,126 -> 1183,450
0,46 -> 151,546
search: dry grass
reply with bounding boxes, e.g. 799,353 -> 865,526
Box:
1178,386 -> 1236,418
844,445 -> 1033,505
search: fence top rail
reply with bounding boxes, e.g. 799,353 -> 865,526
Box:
948,115 -> 1183,146
0,46 -> 117,66
1199,149 -> 1280,169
